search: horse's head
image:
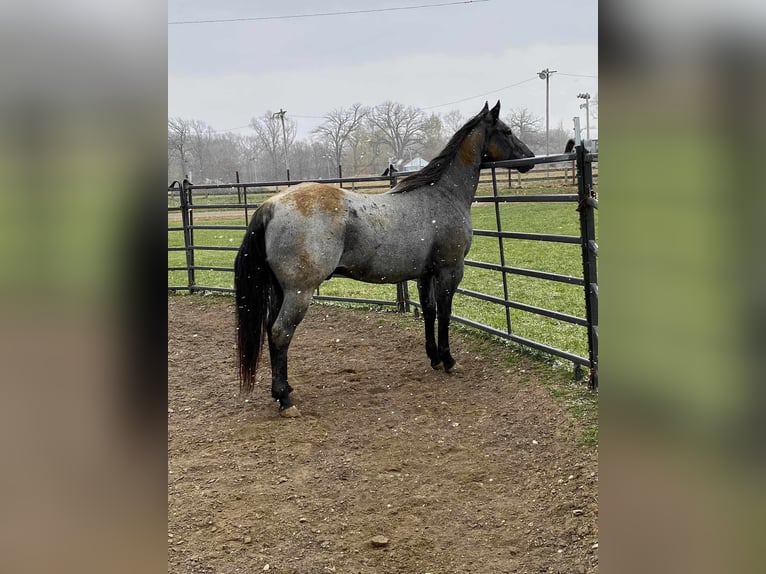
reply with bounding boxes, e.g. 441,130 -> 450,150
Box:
481,101 -> 535,173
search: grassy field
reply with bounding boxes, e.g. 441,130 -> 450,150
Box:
169,179 -> 597,363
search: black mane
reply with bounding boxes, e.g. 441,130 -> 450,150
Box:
388,110 -> 485,194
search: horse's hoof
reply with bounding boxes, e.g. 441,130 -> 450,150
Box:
431,361 -> 443,370
444,362 -> 458,374
279,405 -> 301,418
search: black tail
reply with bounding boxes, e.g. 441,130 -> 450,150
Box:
565,138 -> 575,153
234,203 -> 282,395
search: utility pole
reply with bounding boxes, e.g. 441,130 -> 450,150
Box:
272,108 -> 290,181
538,68 -> 557,157
577,93 -> 591,141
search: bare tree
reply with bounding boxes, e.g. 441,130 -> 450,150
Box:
309,141 -> 328,179
205,133 -> 246,183
238,135 -> 261,182
367,101 -> 426,163
168,117 -> 191,179
188,120 -> 214,181
250,111 -> 296,180
442,109 -> 465,134
344,124 -> 372,176
362,130 -> 389,173
506,107 -> 543,140
173,98 -> 552,183
288,140 -> 315,181
312,103 -> 368,169
419,113 -> 446,160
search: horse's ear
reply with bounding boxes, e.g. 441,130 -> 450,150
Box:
481,101 -> 489,115
490,101 -> 501,122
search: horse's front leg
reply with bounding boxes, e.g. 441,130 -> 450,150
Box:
434,265 -> 464,373
417,273 -> 440,368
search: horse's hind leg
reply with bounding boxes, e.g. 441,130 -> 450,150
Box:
268,290 -> 313,417
417,274 -> 441,369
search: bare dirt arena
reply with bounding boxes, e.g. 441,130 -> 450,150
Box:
168,297 -> 598,573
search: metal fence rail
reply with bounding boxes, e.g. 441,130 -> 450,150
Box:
168,148 -> 598,387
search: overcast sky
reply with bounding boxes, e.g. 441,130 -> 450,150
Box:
168,0 -> 598,141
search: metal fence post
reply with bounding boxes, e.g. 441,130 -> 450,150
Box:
491,167 -> 513,334
180,178 -> 196,294
387,167 -> 410,313
243,176 -> 249,226
576,145 -> 598,388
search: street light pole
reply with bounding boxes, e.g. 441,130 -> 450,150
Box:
577,93 -> 591,141
538,68 -> 557,157
273,108 -> 290,181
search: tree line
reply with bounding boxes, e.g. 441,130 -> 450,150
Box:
168,102 -> 576,184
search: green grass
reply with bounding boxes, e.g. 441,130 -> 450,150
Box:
168,191 -> 275,209
453,202 -> 593,359
168,181 -> 598,362
547,372 -> 599,446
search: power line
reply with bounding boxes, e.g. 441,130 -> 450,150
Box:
558,73 -> 598,78
191,72 -> 594,134
196,77 -> 537,133
211,124 -> 251,133
169,0 -> 490,26
422,76 -> 538,110
210,116 -> 324,134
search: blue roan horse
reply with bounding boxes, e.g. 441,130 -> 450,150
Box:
235,101 -> 534,417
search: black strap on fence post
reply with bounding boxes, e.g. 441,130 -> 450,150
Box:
235,170 -> 242,204
180,178 -> 196,294
575,145 -> 598,388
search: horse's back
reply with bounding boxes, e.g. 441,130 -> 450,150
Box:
261,181 -> 470,287
341,188 -> 474,282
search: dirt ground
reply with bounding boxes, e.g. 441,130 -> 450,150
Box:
168,297 -> 598,574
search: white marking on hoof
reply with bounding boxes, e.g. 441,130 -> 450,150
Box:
280,406 -> 301,418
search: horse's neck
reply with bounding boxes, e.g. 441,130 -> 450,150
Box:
438,128 -> 486,206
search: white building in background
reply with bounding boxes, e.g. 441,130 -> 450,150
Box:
401,157 -> 428,172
